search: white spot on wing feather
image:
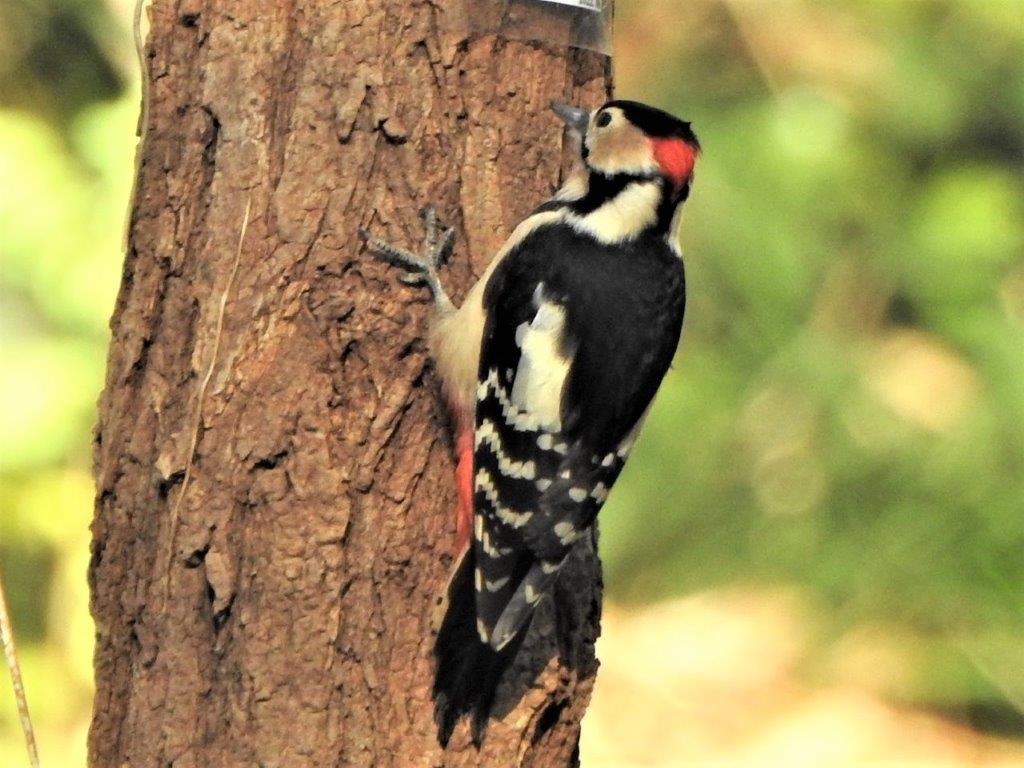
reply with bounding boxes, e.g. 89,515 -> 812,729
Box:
474,419 -> 496,449
477,418 -> 539,480
476,468 -> 533,528
486,576 -> 510,592
480,530 -> 511,558
554,521 -> 578,544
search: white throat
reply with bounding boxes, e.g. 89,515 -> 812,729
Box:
567,180 -> 662,244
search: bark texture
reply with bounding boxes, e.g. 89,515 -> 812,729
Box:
89,1 -> 611,765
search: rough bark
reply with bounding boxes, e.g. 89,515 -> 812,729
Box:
89,1 -> 611,766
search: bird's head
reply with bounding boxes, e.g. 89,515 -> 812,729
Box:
552,100 -> 700,193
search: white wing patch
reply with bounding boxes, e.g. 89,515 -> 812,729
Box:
430,209 -> 567,411
510,286 -> 572,434
478,369 -> 547,433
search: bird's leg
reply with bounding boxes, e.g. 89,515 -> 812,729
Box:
360,205 -> 455,312
362,207 -> 469,555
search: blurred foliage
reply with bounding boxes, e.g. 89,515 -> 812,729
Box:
0,0 -> 1022,764
606,0 -> 1024,734
1,0 -> 134,763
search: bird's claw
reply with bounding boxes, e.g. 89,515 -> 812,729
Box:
419,204 -> 455,270
361,206 -> 455,308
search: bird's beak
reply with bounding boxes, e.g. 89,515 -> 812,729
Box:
550,102 -> 590,136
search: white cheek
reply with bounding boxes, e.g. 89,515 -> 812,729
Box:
588,135 -> 659,177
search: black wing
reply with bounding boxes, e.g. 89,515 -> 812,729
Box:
470,224 -> 686,650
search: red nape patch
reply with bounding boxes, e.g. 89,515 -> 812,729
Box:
454,427 -> 474,554
652,137 -> 697,188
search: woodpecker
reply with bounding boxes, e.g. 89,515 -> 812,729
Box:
361,99 -> 699,747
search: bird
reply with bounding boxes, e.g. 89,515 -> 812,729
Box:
361,98 -> 700,747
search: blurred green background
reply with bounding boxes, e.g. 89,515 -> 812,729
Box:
1,0 -> 1022,765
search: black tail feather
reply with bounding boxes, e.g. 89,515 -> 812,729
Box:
433,550 -> 526,747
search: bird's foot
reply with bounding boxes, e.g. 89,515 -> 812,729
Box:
360,205 -> 454,308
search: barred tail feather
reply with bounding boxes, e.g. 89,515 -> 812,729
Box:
433,550 -> 525,747
490,560 -> 563,652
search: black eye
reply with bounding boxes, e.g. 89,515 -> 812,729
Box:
596,111 -> 612,128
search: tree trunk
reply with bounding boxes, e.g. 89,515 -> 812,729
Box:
89,1 -> 611,765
